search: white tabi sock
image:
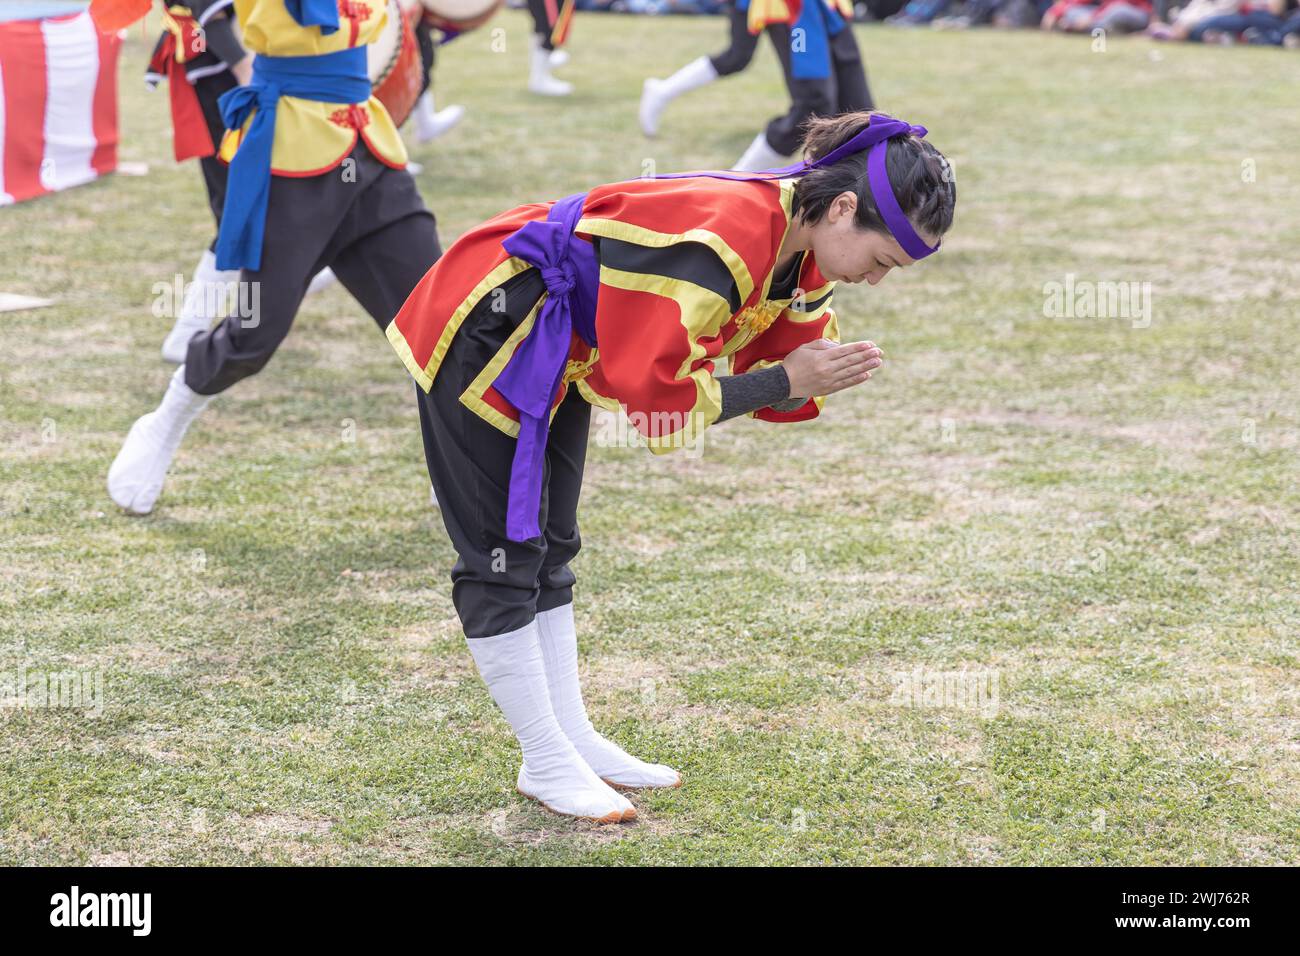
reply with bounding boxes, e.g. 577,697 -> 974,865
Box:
161,250 -> 237,363
466,620 -> 636,822
413,91 -> 465,143
305,267 -> 337,296
415,89 -> 438,134
537,603 -> 682,789
107,365 -> 211,515
528,34 -> 572,97
639,55 -> 718,137
732,130 -> 791,172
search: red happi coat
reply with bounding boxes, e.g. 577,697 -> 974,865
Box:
387,175 -> 839,452
145,0 -> 236,161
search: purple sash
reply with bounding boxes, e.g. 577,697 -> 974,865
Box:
496,191 -> 599,542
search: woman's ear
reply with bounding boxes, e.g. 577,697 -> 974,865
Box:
831,191 -> 858,224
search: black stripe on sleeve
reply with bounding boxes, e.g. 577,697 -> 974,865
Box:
595,237 -> 742,315
790,287 -> 833,315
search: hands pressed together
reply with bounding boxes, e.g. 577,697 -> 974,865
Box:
782,339 -> 884,401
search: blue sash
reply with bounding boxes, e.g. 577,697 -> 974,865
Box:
791,0 -> 844,81
733,0 -> 843,79
214,47 -> 370,272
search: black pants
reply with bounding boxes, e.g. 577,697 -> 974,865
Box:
184,142 -> 440,395
764,23 -> 874,156
416,20 -> 436,96
527,0 -> 558,50
193,70 -> 237,251
710,2 -> 760,76
415,269 -> 588,640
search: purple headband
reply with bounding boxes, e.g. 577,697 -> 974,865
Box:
659,113 -> 941,261
799,114 -> 940,261
866,130 -> 939,261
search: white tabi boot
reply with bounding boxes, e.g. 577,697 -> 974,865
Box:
107,365 -> 212,515
161,250 -> 237,363
413,90 -> 465,143
733,130 -> 791,172
537,602 -> 682,790
306,267 -> 337,295
466,620 -> 637,822
639,55 -> 718,138
528,34 -> 572,97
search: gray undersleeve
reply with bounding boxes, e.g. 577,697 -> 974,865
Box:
716,364 -> 804,422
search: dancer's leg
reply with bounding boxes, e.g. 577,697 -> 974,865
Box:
325,165 -> 440,333
829,23 -> 874,113
639,2 -> 756,137
762,24 -> 835,158
526,0 -> 572,96
161,73 -> 239,362
110,147 -> 394,514
414,314 -> 634,820
530,393 -> 679,790
412,21 -> 465,142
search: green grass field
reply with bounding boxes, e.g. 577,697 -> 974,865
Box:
1,11 -> 1297,865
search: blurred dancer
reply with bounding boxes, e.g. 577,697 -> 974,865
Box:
639,0 -> 758,137
734,0 -> 874,170
148,0 -> 248,362
526,0 -> 575,95
411,13 -> 465,143
98,0 -> 441,515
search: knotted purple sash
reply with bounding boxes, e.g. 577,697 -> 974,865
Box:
655,112 -> 940,261
496,191 -> 599,542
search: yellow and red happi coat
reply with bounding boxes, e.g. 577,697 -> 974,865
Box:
388,175 -> 839,453
216,0 -> 407,175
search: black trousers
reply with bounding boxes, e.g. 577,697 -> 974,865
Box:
710,2 -> 760,76
415,269 -> 588,640
184,142 -> 440,395
415,20 -> 436,96
193,70 -> 237,251
764,23 -> 874,156
527,0 -> 558,50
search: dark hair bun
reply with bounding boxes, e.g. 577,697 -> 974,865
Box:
796,111 -> 956,242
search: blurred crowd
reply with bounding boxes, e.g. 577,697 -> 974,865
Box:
536,0 -> 1300,46
883,0 -> 1300,44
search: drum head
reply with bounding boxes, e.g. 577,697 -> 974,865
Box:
367,0 -> 403,85
420,0 -> 501,29
371,0 -> 424,127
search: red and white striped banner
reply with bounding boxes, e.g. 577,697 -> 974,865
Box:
0,10 -> 120,205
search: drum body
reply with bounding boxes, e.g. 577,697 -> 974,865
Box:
419,0 -> 503,33
368,0 -> 424,127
